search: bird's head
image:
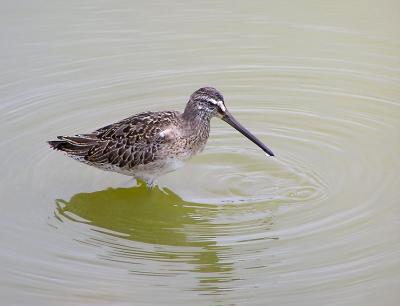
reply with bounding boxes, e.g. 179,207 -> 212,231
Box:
184,87 -> 275,156
188,87 -> 227,118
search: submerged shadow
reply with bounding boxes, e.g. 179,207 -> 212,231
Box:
56,184 -> 207,246
55,184 -> 235,292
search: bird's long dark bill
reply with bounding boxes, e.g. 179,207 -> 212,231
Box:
221,111 -> 275,156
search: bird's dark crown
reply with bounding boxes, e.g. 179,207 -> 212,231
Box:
183,87 -> 226,120
190,87 -> 224,103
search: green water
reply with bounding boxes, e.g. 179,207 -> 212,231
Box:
1,1 -> 400,305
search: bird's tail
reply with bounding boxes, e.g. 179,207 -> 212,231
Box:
48,135 -> 97,158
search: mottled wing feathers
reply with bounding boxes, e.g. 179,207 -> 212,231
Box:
95,112 -> 174,140
48,111 -> 181,169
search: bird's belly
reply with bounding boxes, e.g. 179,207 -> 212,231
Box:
99,157 -> 185,177
130,157 -> 187,182
158,158 -> 186,174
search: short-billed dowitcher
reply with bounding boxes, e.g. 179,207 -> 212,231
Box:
48,87 -> 274,188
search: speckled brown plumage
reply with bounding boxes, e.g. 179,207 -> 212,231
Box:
48,87 -> 274,188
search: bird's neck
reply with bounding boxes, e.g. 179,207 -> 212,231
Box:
182,102 -> 211,140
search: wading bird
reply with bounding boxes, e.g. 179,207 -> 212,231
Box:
48,87 -> 274,188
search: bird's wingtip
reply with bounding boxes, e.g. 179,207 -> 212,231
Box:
48,140 -> 62,150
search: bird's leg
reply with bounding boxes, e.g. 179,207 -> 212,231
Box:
145,179 -> 157,191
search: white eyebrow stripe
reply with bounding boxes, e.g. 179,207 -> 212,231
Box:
208,98 -> 226,111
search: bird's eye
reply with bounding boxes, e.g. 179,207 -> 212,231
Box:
207,98 -> 226,112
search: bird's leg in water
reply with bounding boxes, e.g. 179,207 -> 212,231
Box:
145,179 -> 156,191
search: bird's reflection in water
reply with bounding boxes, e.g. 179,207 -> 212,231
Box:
55,183 -> 234,293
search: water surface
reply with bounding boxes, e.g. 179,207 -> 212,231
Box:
1,1 -> 400,305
